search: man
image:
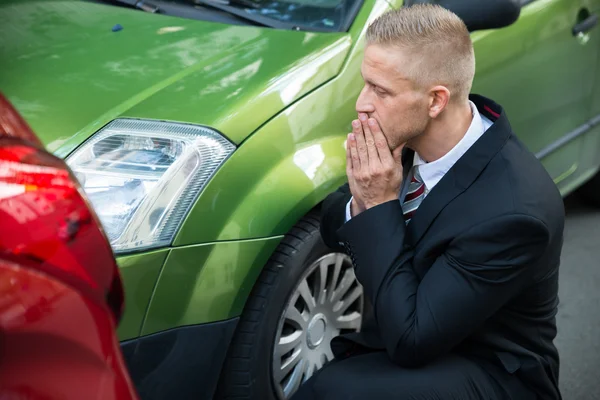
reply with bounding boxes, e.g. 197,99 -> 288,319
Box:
291,4 -> 564,400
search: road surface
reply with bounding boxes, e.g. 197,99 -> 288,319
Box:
556,193 -> 600,399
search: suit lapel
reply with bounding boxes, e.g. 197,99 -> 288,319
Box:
405,95 -> 513,247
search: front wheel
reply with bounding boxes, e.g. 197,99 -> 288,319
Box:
215,211 -> 364,400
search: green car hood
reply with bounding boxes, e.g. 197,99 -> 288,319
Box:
0,0 -> 352,153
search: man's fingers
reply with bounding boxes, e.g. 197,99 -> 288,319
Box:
352,119 -> 368,168
348,133 -> 361,171
346,134 -> 354,172
368,117 -> 394,164
360,114 -> 380,164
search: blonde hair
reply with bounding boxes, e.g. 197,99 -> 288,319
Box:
366,4 -> 475,102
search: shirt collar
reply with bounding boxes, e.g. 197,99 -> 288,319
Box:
413,101 -> 491,191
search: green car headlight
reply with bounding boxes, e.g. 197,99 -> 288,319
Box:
66,119 -> 235,253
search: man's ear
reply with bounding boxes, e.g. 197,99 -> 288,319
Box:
428,86 -> 451,118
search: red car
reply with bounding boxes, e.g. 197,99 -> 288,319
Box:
0,93 -> 139,400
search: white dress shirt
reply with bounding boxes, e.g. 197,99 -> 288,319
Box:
345,101 -> 493,221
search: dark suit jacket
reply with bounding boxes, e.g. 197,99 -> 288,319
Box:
320,95 -> 564,399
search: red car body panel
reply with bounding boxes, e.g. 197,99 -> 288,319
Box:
0,93 -> 138,400
0,261 -> 138,399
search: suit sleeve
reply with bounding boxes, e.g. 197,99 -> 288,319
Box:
319,183 -> 352,250
337,200 -> 550,367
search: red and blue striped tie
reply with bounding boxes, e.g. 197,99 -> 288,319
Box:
402,169 -> 425,224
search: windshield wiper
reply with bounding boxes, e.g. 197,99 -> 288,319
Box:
190,0 -> 306,30
107,0 -> 161,12
204,0 -> 261,9
99,0 -> 326,31
192,0 -> 334,31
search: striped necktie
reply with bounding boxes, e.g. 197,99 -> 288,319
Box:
402,168 -> 425,224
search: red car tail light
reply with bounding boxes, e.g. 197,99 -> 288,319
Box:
0,94 -> 124,322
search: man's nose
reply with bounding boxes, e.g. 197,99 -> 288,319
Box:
356,86 -> 375,115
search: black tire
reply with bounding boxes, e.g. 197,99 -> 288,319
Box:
214,210 -> 360,400
578,170 -> 600,207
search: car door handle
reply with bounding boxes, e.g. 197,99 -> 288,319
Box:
573,14 -> 598,36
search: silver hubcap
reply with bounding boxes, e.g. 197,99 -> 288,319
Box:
272,253 -> 363,399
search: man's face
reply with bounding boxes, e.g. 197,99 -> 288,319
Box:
356,44 -> 430,150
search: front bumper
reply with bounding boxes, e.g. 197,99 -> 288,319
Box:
117,237 -> 284,398
121,318 -> 239,400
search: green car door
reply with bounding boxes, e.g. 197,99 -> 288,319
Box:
470,0 -> 600,192
577,0 -> 600,204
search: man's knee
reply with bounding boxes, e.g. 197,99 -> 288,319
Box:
291,352 -> 504,400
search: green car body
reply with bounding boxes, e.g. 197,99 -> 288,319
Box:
1,0 -> 599,398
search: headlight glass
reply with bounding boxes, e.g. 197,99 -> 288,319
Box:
66,119 -> 235,253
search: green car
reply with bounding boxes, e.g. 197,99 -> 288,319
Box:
1,0 -> 599,398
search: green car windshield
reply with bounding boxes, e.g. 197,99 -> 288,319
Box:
148,0 -> 364,32
237,0 -> 363,31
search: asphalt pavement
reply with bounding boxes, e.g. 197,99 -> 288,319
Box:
555,193 -> 600,400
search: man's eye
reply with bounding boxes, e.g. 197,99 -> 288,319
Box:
374,87 -> 387,96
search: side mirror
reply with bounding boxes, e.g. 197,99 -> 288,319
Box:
406,0 -> 522,32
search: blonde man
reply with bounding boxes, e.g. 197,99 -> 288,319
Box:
293,4 -> 563,400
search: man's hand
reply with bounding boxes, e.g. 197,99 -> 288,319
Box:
346,114 -> 404,216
